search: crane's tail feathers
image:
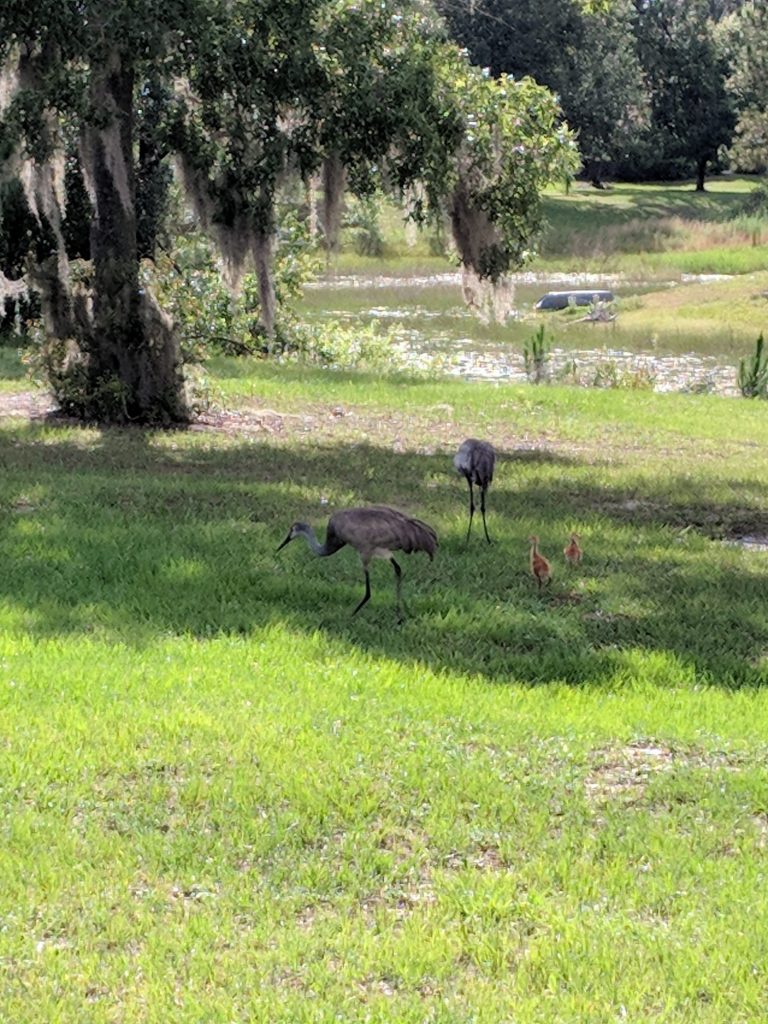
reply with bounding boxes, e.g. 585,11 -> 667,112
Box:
402,517 -> 438,560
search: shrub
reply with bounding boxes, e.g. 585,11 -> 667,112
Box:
589,360 -> 656,391
345,198 -> 385,258
523,324 -> 552,384
142,212 -> 322,360
286,320 -> 399,371
737,179 -> 768,218
738,333 -> 768,399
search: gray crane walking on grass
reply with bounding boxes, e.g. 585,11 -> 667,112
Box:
276,505 -> 438,621
454,438 -> 495,544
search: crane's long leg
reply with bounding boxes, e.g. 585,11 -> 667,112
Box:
465,478 -> 475,544
391,557 -> 404,623
352,569 -> 371,616
480,485 -> 491,545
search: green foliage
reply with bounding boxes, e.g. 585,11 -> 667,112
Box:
143,211 -> 321,359
345,197 -> 385,258
723,2 -> 768,173
736,177 -> 768,217
443,57 -> 579,277
631,0 -> 735,186
289,320 -> 407,372
523,324 -> 552,383
737,332 -> 768,398
589,360 -> 657,391
141,212 -> 429,375
439,0 -> 643,186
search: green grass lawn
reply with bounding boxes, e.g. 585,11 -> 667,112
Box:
2,362 -> 768,1021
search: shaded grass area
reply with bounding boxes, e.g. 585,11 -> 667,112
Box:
0,344 -> 30,389
543,177 -> 755,229
1,412 -> 766,688
538,177 -> 763,265
3,354 -> 768,1021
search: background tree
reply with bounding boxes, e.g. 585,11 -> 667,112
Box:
436,0 -> 584,88
631,0 -> 736,188
722,1 -> 768,172
558,0 -> 646,186
436,0 -> 645,186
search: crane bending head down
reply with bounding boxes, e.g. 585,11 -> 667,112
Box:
277,505 -> 438,621
454,438 -> 495,544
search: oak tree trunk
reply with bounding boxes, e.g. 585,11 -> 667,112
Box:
77,53 -> 188,424
253,230 -> 276,339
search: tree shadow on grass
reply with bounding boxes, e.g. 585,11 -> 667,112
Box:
1,423 -> 766,689
546,182 -> 745,229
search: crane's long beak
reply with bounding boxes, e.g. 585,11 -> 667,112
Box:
276,532 -> 293,553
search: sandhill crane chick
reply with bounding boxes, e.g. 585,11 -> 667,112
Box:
453,438 -> 495,544
528,535 -> 552,590
564,533 -> 583,565
277,505 -> 438,622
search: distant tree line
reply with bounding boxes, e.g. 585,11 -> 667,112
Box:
436,0 -> 768,187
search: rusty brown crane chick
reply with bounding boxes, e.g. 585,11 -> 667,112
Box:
277,506 -> 438,622
564,532 -> 583,565
528,535 -> 552,590
454,438 -> 495,544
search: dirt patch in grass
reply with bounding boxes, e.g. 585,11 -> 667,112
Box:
598,497 -> 768,538
585,741 -> 676,804
0,389 -> 762,477
0,389 -> 56,420
0,388 -> 564,458
195,405 -> 313,437
584,742 -> 755,806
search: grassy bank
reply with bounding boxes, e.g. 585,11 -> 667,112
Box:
2,363 -> 768,1021
334,176 -> 766,278
537,176 -> 767,272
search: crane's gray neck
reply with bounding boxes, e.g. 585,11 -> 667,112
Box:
296,523 -> 330,556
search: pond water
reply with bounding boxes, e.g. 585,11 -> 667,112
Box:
299,269 -> 744,395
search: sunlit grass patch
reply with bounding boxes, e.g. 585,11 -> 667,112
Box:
619,271 -> 768,340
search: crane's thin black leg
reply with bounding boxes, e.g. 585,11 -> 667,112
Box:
480,486 -> 491,545
465,478 -> 475,544
391,558 -> 404,622
352,569 -> 371,616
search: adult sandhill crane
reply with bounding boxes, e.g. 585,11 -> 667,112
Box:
276,505 -> 438,621
528,535 -> 552,590
454,438 -> 495,544
564,533 -> 583,565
